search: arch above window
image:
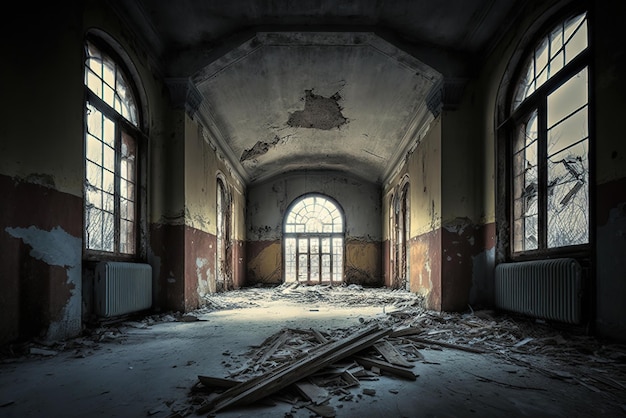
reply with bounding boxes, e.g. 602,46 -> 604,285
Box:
283,194 -> 344,284
512,12 -> 588,111
285,195 -> 344,234
85,40 -> 139,127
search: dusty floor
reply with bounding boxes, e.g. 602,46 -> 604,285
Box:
1,284 -> 626,418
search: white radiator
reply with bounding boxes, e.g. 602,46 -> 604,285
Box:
494,258 -> 582,324
95,262 -> 152,317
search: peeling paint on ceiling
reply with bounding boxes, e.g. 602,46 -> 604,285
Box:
287,90 -> 348,130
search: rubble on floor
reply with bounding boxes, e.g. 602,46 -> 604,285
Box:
176,284 -> 626,417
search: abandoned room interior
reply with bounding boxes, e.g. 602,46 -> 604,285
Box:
1,0 -> 626,416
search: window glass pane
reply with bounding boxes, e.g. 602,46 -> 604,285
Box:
512,12 -> 586,111
85,41 -> 139,127
86,207 -> 103,250
310,254 -> 319,282
547,141 -> 589,248
102,58 -> 115,87
103,192 -> 114,213
103,118 -> 115,148
548,106 -> 588,156
102,212 -> 115,252
321,254 -> 331,281
298,255 -> 308,281
547,68 -> 587,127
86,135 -> 102,165
284,238 -> 296,282
103,144 -> 115,171
87,104 -> 102,136
120,219 -> 135,254
86,161 -> 102,190
512,112 -> 538,252
103,170 -> 114,194
565,23 -> 587,63
87,189 -> 102,209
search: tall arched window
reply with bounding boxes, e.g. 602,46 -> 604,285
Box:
502,11 -> 589,255
216,177 -> 231,291
84,38 -> 142,256
284,195 -> 344,284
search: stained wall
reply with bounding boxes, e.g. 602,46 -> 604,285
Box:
246,171 -> 381,286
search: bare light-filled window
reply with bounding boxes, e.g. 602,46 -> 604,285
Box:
84,40 -> 140,256
510,12 -> 589,253
284,195 -> 344,283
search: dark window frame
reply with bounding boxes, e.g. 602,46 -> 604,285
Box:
498,7 -> 594,262
83,37 -> 146,262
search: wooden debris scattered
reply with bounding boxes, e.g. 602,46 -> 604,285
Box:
406,336 -> 486,354
354,356 -> 418,381
197,325 -> 392,414
374,340 -> 414,367
295,380 -> 329,404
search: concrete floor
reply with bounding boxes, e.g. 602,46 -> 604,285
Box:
1,288 -> 625,418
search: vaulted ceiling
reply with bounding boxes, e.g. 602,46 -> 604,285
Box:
113,0 -> 525,184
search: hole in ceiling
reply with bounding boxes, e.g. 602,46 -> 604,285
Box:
287,89 -> 348,130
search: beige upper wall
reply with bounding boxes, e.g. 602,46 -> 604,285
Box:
184,115 -> 246,239
384,116 -> 442,240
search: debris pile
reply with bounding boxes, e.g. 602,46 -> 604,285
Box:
189,324 -> 421,417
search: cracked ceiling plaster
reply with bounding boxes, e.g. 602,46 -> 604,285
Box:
116,0 -> 523,184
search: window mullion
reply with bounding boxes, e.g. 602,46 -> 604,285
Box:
114,122 -> 122,255
537,98 -> 548,250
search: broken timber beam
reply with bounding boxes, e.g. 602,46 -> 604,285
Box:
374,340 -> 413,367
198,325 -> 391,414
407,336 -> 486,354
353,356 -> 418,381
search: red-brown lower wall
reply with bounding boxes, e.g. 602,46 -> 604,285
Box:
151,224 -> 243,313
0,174 -> 82,344
232,239 -> 245,289
409,221 -> 496,312
150,223 -> 186,312
409,229 -> 442,310
440,220 -> 496,311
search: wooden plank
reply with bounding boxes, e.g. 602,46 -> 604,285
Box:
198,325 -> 390,414
353,356 -> 418,381
340,370 -> 360,388
310,328 -> 329,344
258,330 -> 290,364
294,380 -> 329,404
197,375 -> 242,389
389,326 -> 423,338
374,340 -> 413,367
407,336 -> 486,354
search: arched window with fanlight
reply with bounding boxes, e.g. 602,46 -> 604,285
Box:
283,194 -> 344,284
83,38 -> 142,257
502,10 -> 590,256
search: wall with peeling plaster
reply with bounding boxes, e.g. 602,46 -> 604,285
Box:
384,116 -> 442,308
593,2 -> 626,340
246,171 -> 381,285
0,4 -> 85,343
